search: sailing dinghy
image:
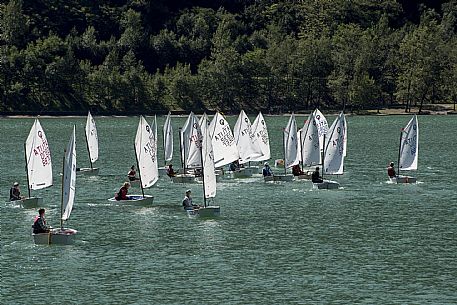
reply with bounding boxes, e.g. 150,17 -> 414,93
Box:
109,116 -> 157,204
296,112 -> 321,180
265,114 -> 296,182
313,112 -> 347,189
186,119 -> 220,218
390,115 -> 418,184
172,113 -> 199,183
17,119 -> 53,208
33,126 -> 78,245
78,111 -> 99,175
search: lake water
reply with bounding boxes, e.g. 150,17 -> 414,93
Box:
1,114 -> 456,304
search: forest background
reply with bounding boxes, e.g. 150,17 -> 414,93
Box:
0,0 -> 456,115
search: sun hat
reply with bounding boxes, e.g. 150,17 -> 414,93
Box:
13,182 -> 19,186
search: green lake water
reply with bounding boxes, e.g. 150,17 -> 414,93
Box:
1,114 -> 456,304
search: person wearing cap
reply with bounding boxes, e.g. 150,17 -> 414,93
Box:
262,162 -> 273,177
115,182 -> 131,200
387,162 -> 396,178
32,208 -> 50,234
9,182 -> 24,201
182,189 -> 199,210
166,164 -> 176,177
311,167 -> 323,183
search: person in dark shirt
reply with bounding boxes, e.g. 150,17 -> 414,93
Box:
115,182 -> 131,200
127,165 -> 140,181
167,164 -> 176,177
387,162 -> 396,178
32,208 -> 50,234
311,167 -> 323,183
262,162 -> 273,177
292,165 -> 304,176
9,182 -> 23,201
182,189 -> 199,210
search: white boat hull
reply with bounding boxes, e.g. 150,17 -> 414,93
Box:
171,174 -> 197,183
108,194 -> 154,205
264,175 -> 294,182
16,197 -> 43,208
313,180 -> 340,189
295,172 -> 312,180
33,228 -> 78,245
390,175 -> 417,184
195,174 -> 222,183
77,167 -> 99,175
228,167 -> 254,178
186,206 -> 221,218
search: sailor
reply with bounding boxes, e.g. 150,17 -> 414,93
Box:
127,165 -> 140,181
166,164 -> 176,177
182,189 -> 198,210
292,165 -> 304,176
32,208 -> 50,234
9,182 -> 23,201
387,162 -> 396,178
262,162 -> 273,177
115,182 -> 131,200
311,167 -> 323,183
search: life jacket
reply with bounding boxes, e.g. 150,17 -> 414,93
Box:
115,186 -> 128,200
387,167 -> 396,177
32,216 -> 46,234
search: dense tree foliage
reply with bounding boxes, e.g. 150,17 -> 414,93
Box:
0,0 -> 455,114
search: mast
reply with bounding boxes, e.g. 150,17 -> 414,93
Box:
60,150 -> 65,229
84,126 -> 93,169
396,127 -> 402,183
199,138 -> 207,207
163,119 -> 166,166
24,142 -> 31,198
283,128 -> 286,175
321,134 -> 326,180
300,117 -> 311,171
134,142 -> 145,197
179,127 -> 184,171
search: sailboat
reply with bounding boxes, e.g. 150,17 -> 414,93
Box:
296,112 -> 321,180
17,118 -> 53,208
161,112 -> 173,176
209,112 -> 239,169
265,114 -> 296,182
249,112 -> 271,174
78,111 -> 99,175
187,118 -> 220,218
172,112 -> 200,183
391,115 -> 418,183
232,110 -> 262,178
109,116 -> 157,204
33,126 -> 78,245
313,112 -> 347,189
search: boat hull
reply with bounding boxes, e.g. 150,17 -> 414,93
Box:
16,197 -> 43,208
33,228 -> 78,245
77,167 -> 99,175
264,175 -> 294,182
228,168 -> 254,178
186,206 -> 221,218
171,174 -> 196,184
195,174 -> 222,183
295,172 -> 312,180
108,194 -> 154,205
390,175 -> 417,184
313,180 -> 340,189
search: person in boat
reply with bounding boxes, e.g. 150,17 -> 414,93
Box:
262,162 -> 273,177
32,208 -> 50,234
387,162 -> 396,178
127,165 -> 140,181
9,182 -> 24,201
311,167 -> 323,183
182,189 -> 199,210
292,165 -> 304,176
115,182 -> 131,200
229,160 -> 241,172
194,168 -> 202,177
166,164 -> 176,177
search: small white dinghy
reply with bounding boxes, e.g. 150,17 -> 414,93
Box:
186,118 -> 220,218
264,175 -> 294,182
108,116 -> 158,205
171,173 -> 197,184
78,111 -> 99,175
390,115 -> 419,184
228,167 -> 254,179
313,112 -> 347,190
296,112 -> 321,181
33,126 -> 78,245
18,118 -> 53,208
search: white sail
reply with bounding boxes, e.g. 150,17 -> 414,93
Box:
233,110 -> 263,164
185,113 -> 203,168
85,111 -> 99,164
284,114 -> 299,169
180,113 -> 193,168
300,112 -> 321,166
152,115 -> 158,163
313,108 -> 329,151
202,123 -> 216,199
135,116 -> 159,188
163,112 -> 173,162
250,112 -> 270,162
323,112 -> 346,175
209,112 -> 239,168
25,118 -> 53,190
399,115 -> 419,171
342,114 -> 348,157
62,126 -> 77,221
